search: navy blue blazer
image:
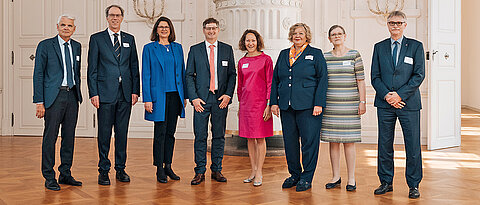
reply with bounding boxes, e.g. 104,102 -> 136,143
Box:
185,41 -> 236,103
33,36 -> 83,108
87,29 -> 140,103
371,37 -> 425,110
270,45 -> 328,110
142,41 -> 187,122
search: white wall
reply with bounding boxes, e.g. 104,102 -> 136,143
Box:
461,0 -> 480,110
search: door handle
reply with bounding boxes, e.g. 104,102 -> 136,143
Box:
29,54 -> 35,61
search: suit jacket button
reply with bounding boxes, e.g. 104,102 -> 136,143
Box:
288,84 -> 291,87
289,69 -> 292,72
289,76 -> 292,79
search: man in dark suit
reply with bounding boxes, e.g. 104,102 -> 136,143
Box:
371,11 -> 425,199
33,14 -> 83,191
87,5 -> 140,185
186,18 -> 236,185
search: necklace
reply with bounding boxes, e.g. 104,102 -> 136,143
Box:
162,44 -> 170,52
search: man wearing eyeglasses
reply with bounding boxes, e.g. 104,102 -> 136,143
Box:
371,11 -> 425,199
87,4 -> 140,186
185,18 -> 236,185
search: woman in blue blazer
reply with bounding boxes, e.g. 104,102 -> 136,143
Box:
270,23 -> 328,192
142,16 -> 187,183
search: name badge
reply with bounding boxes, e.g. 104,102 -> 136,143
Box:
123,43 -> 130,48
305,55 -> 314,60
242,63 -> 249,69
404,56 -> 413,65
222,61 -> 228,66
342,61 -> 351,66
76,56 -> 80,61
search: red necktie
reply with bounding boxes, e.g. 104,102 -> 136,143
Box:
209,45 -> 215,92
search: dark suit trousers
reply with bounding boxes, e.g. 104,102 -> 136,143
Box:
193,92 -> 228,174
280,107 -> 322,183
42,88 -> 79,180
97,86 -> 132,173
153,92 -> 181,167
377,107 -> 422,188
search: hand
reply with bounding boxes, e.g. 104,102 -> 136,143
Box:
90,96 -> 100,109
358,103 -> 366,115
145,102 -> 153,113
385,92 -> 401,105
192,98 -> 206,113
132,94 -> 139,106
271,105 -> 279,117
392,101 -> 406,109
312,106 -> 323,116
35,104 -> 45,118
218,95 -> 231,109
263,106 -> 272,121
184,99 -> 188,108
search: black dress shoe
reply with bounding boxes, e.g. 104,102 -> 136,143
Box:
296,179 -> 312,192
164,164 -> 180,180
191,173 -> 205,185
156,166 -> 168,183
282,177 -> 299,188
116,170 -> 130,182
45,179 -> 60,191
98,172 -> 111,185
346,183 -> 356,191
409,187 -> 420,199
374,182 -> 393,195
211,171 -> 227,182
58,175 -> 82,186
325,178 -> 341,189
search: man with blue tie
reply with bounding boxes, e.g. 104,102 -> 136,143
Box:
371,11 -> 425,199
186,18 -> 236,185
87,5 -> 140,185
33,14 -> 83,191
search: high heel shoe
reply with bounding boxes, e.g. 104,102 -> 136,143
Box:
325,178 -> 341,189
253,177 -> 263,187
243,176 -> 255,183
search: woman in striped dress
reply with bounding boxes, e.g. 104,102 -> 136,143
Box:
321,25 -> 366,191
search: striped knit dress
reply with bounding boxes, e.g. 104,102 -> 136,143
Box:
320,50 -> 364,143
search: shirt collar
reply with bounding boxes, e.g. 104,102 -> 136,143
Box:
108,28 -> 121,36
205,40 -> 218,48
390,36 -> 404,45
57,35 -> 70,46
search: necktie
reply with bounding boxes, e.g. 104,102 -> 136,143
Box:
209,45 -> 215,92
113,33 -> 121,60
64,42 -> 74,88
392,41 -> 399,66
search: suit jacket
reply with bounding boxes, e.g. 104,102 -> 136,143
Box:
142,41 -> 187,121
371,37 -> 425,110
33,36 -> 83,108
87,29 -> 140,103
270,45 -> 328,110
185,41 -> 236,103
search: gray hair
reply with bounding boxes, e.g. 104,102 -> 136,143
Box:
387,11 -> 406,21
57,14 -> 76,24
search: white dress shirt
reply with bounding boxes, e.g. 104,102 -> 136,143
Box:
205,40 -> 218,90
57,35 -> 75,86
107,28 -> 122,46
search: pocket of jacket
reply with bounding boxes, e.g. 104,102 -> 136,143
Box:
303,81 -> 316,87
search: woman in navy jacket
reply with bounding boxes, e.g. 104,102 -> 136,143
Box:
270,23 -> 328,192
142,16 -> 187,183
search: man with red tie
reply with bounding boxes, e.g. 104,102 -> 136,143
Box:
185,18 -> 237,185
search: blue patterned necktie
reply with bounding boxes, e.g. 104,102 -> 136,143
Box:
113,33 -> 121,60
64,42 -> 74,88
392,41 -> 399,66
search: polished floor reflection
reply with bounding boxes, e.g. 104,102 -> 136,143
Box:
0,108 -> 479,204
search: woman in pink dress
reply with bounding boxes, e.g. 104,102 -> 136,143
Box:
237,29 -> 274,186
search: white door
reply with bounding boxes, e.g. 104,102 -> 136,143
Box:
12,0 -> 97,137
427,0 -> 461,150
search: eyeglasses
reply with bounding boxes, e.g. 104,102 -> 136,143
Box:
330,33 -> 344,37
204,26 -> 218,31
158,26 -> 170,30
388,21 -> 405,26
108,14 -> 122,18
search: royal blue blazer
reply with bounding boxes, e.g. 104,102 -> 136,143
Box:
270,45 -> 328,110
142,41 -> 187,122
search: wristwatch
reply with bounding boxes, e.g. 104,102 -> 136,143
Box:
360,101 -> 366,104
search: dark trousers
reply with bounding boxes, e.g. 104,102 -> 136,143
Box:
97,86 -> 132,173
280,107 -> 322,183
193,92 -> 228,174
377,107 -> 422,188
153,92 -> 181,167
41,88 -> 79,180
